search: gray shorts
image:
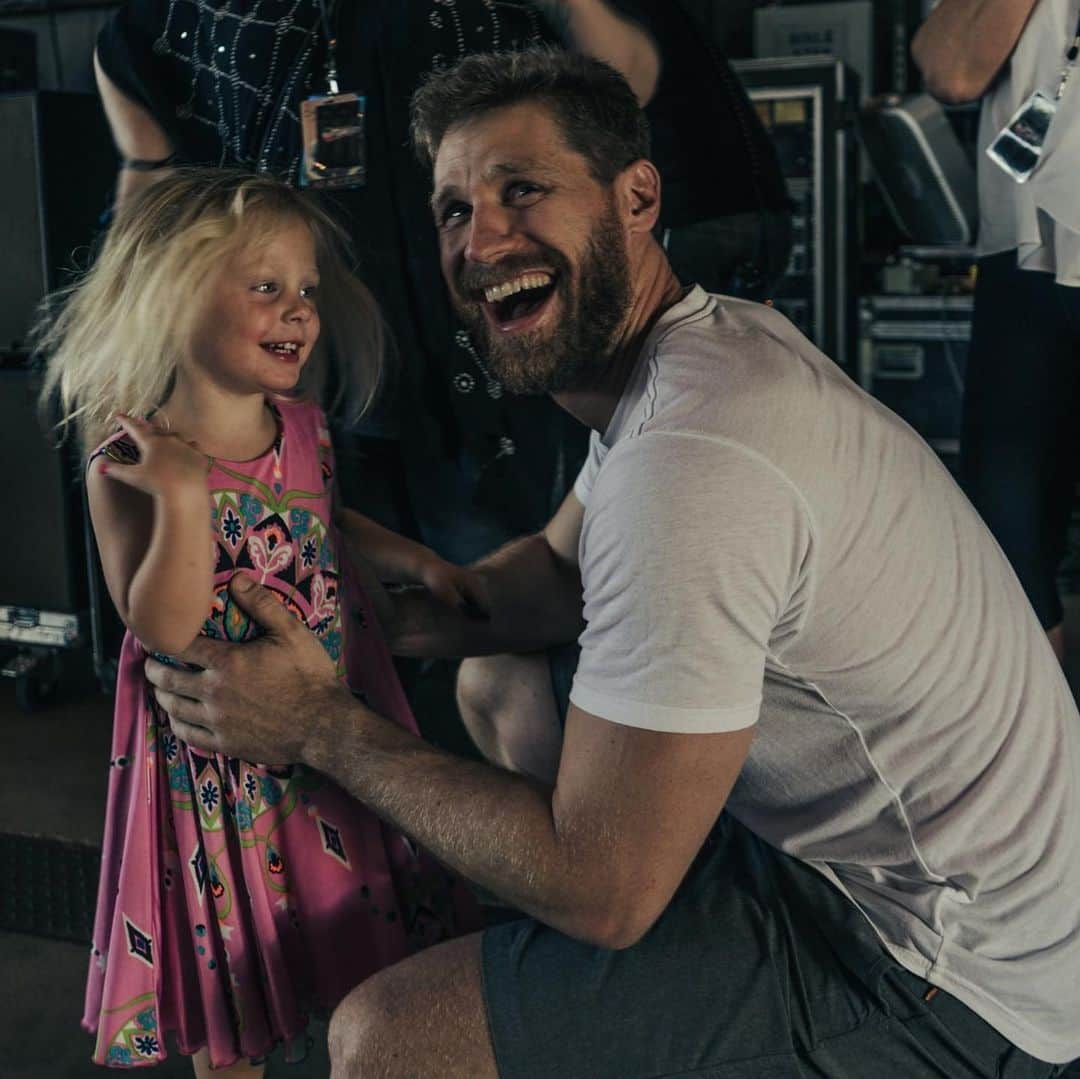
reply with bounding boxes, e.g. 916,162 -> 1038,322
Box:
480,815 -> 1066,1079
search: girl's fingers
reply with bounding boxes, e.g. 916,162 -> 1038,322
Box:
98,458 -> 144,489
112,412 -> 154,449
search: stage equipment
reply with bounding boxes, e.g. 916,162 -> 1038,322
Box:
0,366 -> 88,710
0,90 -> 114,357
0,91 -> 114,708
733,56 -> 858,370
858,291 -> 973,470
858,93 -> 978,245
0,27 -> 36,90
753,1 -> 873,103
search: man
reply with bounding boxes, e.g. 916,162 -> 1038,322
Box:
94,0 -> 788,570
148,50 -> 1080,1077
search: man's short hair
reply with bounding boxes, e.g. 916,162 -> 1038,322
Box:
410,46 -> 651,183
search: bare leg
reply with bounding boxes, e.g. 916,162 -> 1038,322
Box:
456,653 -> 563,783
191,1048 -> 265,1077
1047,622 -> 1065,665
329,932 -> 497,1079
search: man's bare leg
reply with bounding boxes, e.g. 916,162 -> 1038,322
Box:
456,652 -> 563,782
329,932 -> 497,1079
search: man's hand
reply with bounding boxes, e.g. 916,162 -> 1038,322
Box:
415,554 -> 491,620
145,574 -> 353,764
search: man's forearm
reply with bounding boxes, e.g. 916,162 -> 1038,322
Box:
303,699 -> 615,944
387,532 -> 584,658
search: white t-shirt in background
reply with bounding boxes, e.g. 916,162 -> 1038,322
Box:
976,0 -> 1080,283
571,286 -> 1080,1064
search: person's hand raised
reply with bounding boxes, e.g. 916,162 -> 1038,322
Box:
99,413 -> 210,499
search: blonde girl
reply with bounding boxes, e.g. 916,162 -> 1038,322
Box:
38,169 -> 480,1075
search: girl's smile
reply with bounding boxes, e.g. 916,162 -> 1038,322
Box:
188,218 -> 321,397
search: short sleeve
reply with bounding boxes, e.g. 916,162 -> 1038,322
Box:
572,430 -> 608,506
570,432 -> 812,733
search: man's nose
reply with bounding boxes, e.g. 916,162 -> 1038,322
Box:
464,203 -> 521,264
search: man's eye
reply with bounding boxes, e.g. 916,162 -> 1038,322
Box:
507,181 -> 543,202
440,203 -> 470,227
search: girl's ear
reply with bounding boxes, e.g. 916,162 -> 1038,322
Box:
615,159 -> 662,235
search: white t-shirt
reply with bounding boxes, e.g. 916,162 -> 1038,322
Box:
977,0 -> 1080,283
571,287 -> 1080,1063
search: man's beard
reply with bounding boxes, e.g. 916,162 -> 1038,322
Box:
452,203 -> 632,395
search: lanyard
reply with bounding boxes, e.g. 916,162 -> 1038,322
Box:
316,0 -> 340,94
1053,4 -> 1080,99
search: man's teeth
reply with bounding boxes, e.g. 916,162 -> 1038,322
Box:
483,272 -> 552,304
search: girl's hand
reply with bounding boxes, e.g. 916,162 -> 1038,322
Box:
416,555 -> 491,621
99,413 -> 210,498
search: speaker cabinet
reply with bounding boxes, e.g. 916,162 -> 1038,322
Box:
0,28 -> 36,91
0,366 -> 85,615
0,91 -> 115,356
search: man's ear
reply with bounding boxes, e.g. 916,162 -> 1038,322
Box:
616,159 -> 662,235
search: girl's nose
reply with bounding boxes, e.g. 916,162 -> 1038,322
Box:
284,298 -> 314,322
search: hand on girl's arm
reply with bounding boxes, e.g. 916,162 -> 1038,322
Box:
149,574 -> 752,949
88,414 -> 214,656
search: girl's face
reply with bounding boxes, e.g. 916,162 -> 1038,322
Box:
188,217 -> 321,398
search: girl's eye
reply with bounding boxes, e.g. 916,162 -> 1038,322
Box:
300,285 -> 319,300
253,281 -> 278,295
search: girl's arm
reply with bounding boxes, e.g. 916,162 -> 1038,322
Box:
912,0 -> 1040,103
87,415 -> 214,656
336,508 -> 445,583
334,506 -> 490,629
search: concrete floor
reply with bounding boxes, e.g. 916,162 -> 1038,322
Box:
2,598 -> 1080,1077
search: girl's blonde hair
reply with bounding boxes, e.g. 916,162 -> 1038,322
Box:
36,167 -> 386,456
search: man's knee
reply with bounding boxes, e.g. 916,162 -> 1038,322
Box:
455,654 -> 510,735
328,976 -> 396,1078
456,653 -> 562,780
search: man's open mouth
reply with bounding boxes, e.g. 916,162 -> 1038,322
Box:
480,271 -> 558,330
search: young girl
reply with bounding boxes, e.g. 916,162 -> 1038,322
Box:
37,169 -> 482,1075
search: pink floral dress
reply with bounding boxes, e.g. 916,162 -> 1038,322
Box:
83,399 -> 477,1068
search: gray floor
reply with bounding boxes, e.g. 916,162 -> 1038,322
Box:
3,598 -> 1080,1077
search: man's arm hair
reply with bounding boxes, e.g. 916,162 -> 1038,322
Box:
303,695 -> 753,949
